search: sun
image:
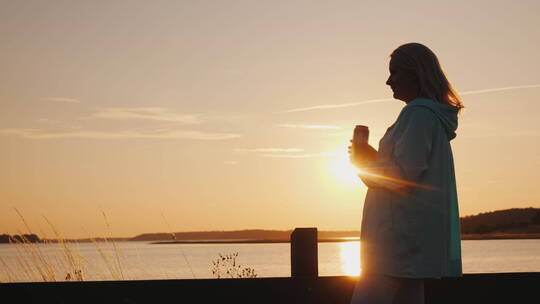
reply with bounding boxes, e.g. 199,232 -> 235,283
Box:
328,151 -> 361,187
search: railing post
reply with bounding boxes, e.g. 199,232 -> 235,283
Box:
290,227 -> 318,277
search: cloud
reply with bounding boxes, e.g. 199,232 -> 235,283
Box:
234,148 -> 340,159
262,152 -> 339,158
93,107 -> 202,123
223,161 -> 239,165
45,97 -> 80,103
234,148 -> 304,153
460,84 -> 540,95
36,118 -> 62,124
277,124 -> 342,129
278,84 -> 540,113
460,131 -> 540,139
0,128 -> 241,140
279,98 -> 391,113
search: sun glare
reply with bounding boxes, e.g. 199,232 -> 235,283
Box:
329,152 -> 361,187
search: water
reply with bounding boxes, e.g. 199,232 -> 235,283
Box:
1,239 -> 540,282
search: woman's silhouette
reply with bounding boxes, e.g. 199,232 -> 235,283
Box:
349,43 -> 464,304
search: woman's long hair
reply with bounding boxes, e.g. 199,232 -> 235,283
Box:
390,43 -> 464,113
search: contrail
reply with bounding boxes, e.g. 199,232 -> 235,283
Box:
278,84 -> 540,113
279,98 -> 392,113
460,84 -> 540,95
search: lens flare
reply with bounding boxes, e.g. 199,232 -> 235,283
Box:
328,151 -> 361,187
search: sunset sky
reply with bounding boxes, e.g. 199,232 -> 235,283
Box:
1,0 -> 539,238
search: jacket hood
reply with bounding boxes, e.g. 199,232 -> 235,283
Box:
407,97 -> 459,141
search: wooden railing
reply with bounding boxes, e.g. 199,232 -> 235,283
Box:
1,227 -> 538,303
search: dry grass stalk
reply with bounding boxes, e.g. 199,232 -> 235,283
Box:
161,212 -> 195,278
2,210 -> 136,282
14,209 -> 57,281
0,256 -> 16,282
42,215 -> 84,281
7,237 -> 36,281
89,236 -> 121,280
101,211 -> 124,280
1,209 -> 89,282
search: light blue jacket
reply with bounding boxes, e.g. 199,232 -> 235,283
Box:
359,97 -> 463,278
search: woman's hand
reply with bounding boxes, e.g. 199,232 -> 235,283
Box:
348,140 -> 377,169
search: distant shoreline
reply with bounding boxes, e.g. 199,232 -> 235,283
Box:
461,233 -> 540,240
151,238 -> 359,244
150,233 -> 540,244
3,233 -> 540,244
2,233 -> 539,244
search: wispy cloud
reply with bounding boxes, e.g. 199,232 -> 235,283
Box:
234,148 -> 304,153
45,97 -> 80,103
279,98 -> 391,113
279,84 -> 540,113
93,107 -> 202,123
36,118 -> 62,124
460,131 -> 540,139
0,128 -> 241,140
277,124 -> 342,129
262,152 -> 339,158
460,84 -> 540,95
234,147 -> 340,159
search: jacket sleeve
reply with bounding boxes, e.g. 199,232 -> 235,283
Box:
359,106 -> 436,193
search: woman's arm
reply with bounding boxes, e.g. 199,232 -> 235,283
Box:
357,106 -> 436,194
348,141 -> 378,169
349,142 -> 381,189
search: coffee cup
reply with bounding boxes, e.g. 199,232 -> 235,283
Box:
353,125 -> 369,147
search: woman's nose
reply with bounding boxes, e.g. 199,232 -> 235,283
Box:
386,76 -> 392,86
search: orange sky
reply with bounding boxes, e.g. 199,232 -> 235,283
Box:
1,1 -> 540,238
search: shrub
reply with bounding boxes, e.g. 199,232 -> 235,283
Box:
211,252 -> 257,279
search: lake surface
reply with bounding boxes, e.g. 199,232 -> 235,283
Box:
1,239 -> 540,282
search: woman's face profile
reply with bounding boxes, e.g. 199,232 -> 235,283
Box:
386,58 -> 420,103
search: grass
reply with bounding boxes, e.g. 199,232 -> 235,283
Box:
0,209 -> 132,282
0,210 -> 258,283
211,252 -> 258,279
161,212 -> 195,278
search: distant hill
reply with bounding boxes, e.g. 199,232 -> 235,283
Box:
0,234 -> 41,243
44,237 -> 132,243
460,207 -> 540,234
130,229 -> 359,242
132,208 -> 540,241
4,208 -> 539,243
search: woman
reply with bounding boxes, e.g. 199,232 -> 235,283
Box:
348,43 -> 464,304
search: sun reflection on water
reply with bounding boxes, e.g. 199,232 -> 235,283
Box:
339,241 -> 361,276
